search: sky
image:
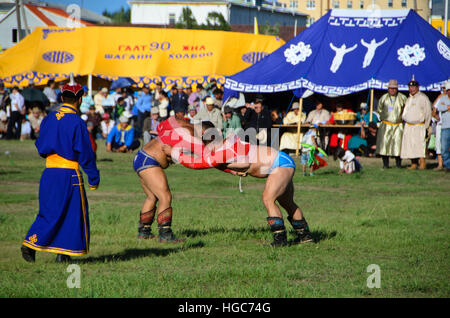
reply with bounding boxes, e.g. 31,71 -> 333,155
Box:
49,0 -> 130,15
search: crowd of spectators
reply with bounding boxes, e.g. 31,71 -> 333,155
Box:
0,78 -> 448,172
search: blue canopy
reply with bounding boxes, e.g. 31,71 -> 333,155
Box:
225,9 -> 450,97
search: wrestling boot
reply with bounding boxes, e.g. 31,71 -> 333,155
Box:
56,254 -> 71,263
418,158 -> 426,170
138,208 -> 156,239
267,217 -> 288,247
288,216 -> 314,244
157,208 -> 185,243
21,245 -> 36,263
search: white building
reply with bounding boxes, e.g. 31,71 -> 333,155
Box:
129,0 -> 306,27
0,1 -> 111,51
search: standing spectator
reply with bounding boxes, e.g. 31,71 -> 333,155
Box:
194,97 -> 223,130
400,78 -> 432,170
222,106 -> 242,138
432,84 -> 447,170
80,86 -> 94,114
171,84 -> 189,118
43,80 -> 57,107
7,87 -> 25,139
86,105 -> 102,139
305,101 -> 331,125
376,79 -> 407,169
152,81 -> 163,109
0,81 -> 9,111
212,88 -> 224,110
113,97 -> 127,121
244,96 -> 273,145
29,107 -> 45,140
135,85 -> 152,138
158,90 -> 170,121
142,107 -> 160,145
100,113 -> 115,140
435,81 -> 450,172
106,115 -> 140,153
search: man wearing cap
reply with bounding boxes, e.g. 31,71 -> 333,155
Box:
94,87 -> 108,114
356,102 -> 379,126
222,106 -> 242,138
400,78 -> 432,170
142,107 -> 160,145
21,77 -> 100,263
171,84 -> 189,117
186,104 -> 198,124
376,79 -> 407,169
106,115 -> 140,153
194,97 -> 223,130
435,81 -> 450,171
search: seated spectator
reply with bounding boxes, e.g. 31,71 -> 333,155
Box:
143,107 -> 160,145
106,115 -> 140,153
80,86 -> 94,114
188,85 -> 201,108
194,97 -> 223,130
28,107 -> 45,140
0,110 -> 8,139
100,112 -> 115,140
187,104 -> 197,124
327,103 -> 355,152
20,117 -> 32,141
271,109 -> 283,125
212,88 -> 224,110
94,87 -> 108,114
280,102 -> 306,152
356,102 -> 379,126
334,147 -> 362,174
222,106 -> 242,138
364,122 -> 378,157
305,101 -> 331,125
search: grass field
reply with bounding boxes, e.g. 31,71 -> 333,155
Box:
0,139 -> 449,298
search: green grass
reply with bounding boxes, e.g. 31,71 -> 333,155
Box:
0,139 -> 449,297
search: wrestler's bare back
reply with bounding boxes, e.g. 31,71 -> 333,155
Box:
142,138 -> 171,169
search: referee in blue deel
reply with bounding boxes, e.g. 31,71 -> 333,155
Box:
21,76 -> 100,263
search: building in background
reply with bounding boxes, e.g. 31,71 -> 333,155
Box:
278,0 -> 432,27
0,0 -> 111,50
431,0 -> 449,36
128,0 -> 307,40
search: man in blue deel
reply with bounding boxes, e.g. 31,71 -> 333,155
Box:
21,76 -> 100,263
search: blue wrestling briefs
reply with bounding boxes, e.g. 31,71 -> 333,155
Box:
269,151 -> 296,174
133,149 -> 161,173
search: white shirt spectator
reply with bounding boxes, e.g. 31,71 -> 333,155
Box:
43,87 -> 57,104
11,92 -> 25,112
101,119 -> 115,137
21,120 -> 32,135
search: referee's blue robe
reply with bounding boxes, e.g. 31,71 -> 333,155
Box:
23,104 -> 100,256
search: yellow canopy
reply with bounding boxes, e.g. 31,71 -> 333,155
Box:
0,26 -> 284,87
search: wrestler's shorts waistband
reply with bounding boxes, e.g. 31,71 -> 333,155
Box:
133,149 -> 161,174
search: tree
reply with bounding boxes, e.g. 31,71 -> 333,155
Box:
260,22 -> 280,36
102,6 -> 130,23
203,12 -> 231,31
175,7 -> 198,29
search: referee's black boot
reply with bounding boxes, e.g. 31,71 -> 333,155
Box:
21,245 -> 36,263
56,254 -> 71,263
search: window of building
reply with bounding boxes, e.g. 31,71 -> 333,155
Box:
347,0 -> 353,8
168,13 -> 176,25
12,29 -> 26,43
290,0 -> 298,8
387,0 -> 393,8
401,0 -> 407,7
359,0 -> 364,9
306,0 -> 315,8
306,17 -> 315,27
333,0 -> 340,8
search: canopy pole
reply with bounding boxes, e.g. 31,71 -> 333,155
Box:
295,97 -> 304,157
369,88 -> 374,123
88,74 -> 92,98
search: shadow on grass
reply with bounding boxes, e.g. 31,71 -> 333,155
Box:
77,241 -> 204,264
180,226 -> 337,243
0,170 -> 21,175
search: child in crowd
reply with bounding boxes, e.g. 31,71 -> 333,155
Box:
334,147 -> 362,174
